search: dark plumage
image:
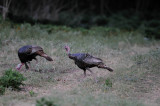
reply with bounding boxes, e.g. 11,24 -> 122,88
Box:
64,46 -> 113,77
16,45 -> 53,70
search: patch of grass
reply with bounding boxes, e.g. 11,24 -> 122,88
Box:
29,90 -> 36,97
108,48 -> 160,99
105,78 -> 112,88
131,49 -> 160,93
36,97 -> 57,106
46,89 -> 144,106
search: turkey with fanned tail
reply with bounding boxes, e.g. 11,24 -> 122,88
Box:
16,45 -> 53,70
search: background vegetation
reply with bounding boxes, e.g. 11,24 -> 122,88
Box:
0,0 -> 160,38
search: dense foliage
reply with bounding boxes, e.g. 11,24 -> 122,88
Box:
0,85 -> 5,95
0,1 -> 159,38
0,69 -> 26,90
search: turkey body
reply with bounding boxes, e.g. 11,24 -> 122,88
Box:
18,45 -> 38,63
69,53 -> 101,70
68,53 -> 113,76
17,45 -> 53,70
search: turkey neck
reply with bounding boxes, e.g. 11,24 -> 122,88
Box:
68,53 -> 71,57
68,53 -> 75,60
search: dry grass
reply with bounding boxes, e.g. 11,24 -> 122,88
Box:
0,22 -> 160,106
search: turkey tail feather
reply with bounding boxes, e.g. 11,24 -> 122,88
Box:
44,56 -> 53,61
98,64 -> 113,72
37,51 -> 53,61
41,54 -> 53,61
103,66 -> 113,72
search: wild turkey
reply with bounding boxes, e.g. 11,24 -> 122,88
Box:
64,46 -> 113,77
16,45 -> 53,70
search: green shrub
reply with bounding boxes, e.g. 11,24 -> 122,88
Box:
36,97 -> 57,106
0,69 -> 26,90
29,90 -> 36,97
0,85 -> 5,95
105,78 -> 112,88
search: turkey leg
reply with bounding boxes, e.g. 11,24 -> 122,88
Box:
25,63 -> 29,70
83,69 -> 86,77
86,68 -> 97,83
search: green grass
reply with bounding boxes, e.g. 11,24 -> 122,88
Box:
0,20 -> 160,106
